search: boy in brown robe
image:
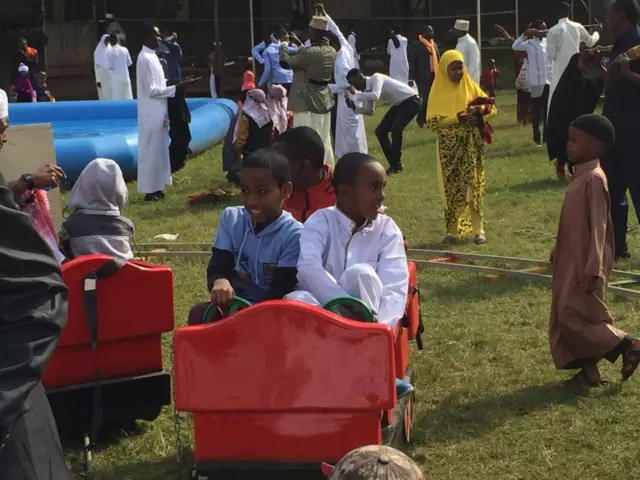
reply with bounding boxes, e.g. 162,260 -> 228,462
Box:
550,114 -> 640,388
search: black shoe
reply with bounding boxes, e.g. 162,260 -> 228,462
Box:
386,165 -> 405,176
533,130 -> 541,146
144,193 -> 163,202
616,251 -> 631,261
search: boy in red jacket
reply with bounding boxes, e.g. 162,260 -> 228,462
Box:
273,126 -> 335,223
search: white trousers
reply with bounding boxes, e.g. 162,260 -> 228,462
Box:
293,111 -> 334,167
110,73 -> 133,100
286,264 -> 383,314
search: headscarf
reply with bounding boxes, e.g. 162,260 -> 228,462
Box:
19,189 -> 65,263
267,85 -> 289,134
427,49 -> 486,119
18,63 -> 29,73
0,89 -> 8,120
67,158 -> 128,215
242,70 -> 256,91
13,66 -> 34,96
242,89 -> 271,128
94,34 -> 111,67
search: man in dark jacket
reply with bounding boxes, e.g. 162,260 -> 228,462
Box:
408,25 -> 439,127
0,89 -> 70,480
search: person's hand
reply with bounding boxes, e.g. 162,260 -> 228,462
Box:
457,112 -> 476,125
345,96 -> 357,111
583,275 -> 599,294
211,278 -> 235,307
495,24 -> 508,37
317,3 -> 327,16
33,164 -> 65,190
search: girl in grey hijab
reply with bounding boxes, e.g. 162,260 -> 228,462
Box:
59,158 -> 135,260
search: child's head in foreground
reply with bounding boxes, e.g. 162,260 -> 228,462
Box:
240,148 -> 293,225
272,126 -> 326,190
333,153 -> 387,224
488,58 -> 496,68
567,114 -> 615,164
325,445 -> 423,480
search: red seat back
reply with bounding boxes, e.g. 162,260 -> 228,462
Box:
43,255 -> 174,389
174,301 -> 396,463
405,261 -> 421,340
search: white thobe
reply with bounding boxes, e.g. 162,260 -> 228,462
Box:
94,36 -> 113,100
327,16 -> 367,158
456,34 -> 481,85
387,35 -> 409,84
107,45 -> 133,100
286,206 -> 409,329
546,17 -> 600,107
136,46 -> 176,194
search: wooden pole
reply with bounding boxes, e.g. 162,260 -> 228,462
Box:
515,0 -> 519,36
477,0 -> 482,65
214,0 -> 220,45
249,0 -> 256,74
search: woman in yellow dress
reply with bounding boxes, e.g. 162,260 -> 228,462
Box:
427,50 -> 496,245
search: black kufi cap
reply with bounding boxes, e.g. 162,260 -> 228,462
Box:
570,114 -> 616,148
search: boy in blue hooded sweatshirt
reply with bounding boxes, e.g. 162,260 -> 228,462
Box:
189,149 -> 302,324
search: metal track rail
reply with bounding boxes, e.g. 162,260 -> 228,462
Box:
134,244 -> 640,298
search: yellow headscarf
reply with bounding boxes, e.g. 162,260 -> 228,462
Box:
427,50 -> 486,119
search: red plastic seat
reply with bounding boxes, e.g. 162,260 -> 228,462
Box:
43,255 -> 174,388
174,301 -> 396,466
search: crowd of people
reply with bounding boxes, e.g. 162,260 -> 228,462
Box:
5,0 -> 640,478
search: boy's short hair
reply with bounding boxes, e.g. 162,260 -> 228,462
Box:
274,127 -> 325,168
242,148 -> 291,187
333,153 -> 376,191
346,68 -> 363,81
613,0 -> 640,25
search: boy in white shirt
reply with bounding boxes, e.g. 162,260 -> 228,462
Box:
512,21 -> 550,145
286,152 -> 413,397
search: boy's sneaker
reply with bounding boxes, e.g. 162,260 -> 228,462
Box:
396,378 -> 415,399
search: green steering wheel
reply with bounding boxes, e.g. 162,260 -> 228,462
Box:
323,296 -> 377,323
203,296 -> 252,324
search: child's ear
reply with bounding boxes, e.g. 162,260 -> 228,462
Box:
282,182 -> 294,200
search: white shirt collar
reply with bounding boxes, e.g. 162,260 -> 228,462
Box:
335,206 -> 374,234
559,17 -> 569,23
141,45 -> 156,54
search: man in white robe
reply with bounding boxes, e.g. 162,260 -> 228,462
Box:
94,34 -> 112,100
546,1 -> 600,109
325,12 -> 367,158
107,34 -> 133,100
387,29 -> 409,84
136,25 -> 190,201
453,19 -> 481,84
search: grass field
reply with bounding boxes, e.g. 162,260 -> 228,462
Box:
65,91 -> 640,480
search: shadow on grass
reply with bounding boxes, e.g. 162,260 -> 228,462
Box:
487,178 -> 566,194
411,381 -> 585,448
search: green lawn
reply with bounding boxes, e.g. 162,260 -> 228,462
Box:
66,91 -> 640,479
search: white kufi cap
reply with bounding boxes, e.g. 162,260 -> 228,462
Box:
454,19 -> 470,32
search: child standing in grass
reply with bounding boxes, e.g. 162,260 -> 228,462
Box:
550,114 -> 640,387
480,58 -> 501,97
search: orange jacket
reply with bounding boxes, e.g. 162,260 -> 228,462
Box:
284,166 -> 335,223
